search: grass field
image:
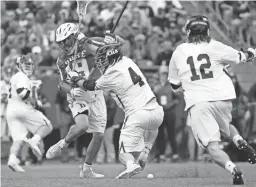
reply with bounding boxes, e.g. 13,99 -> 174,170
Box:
1,161 -> 256,187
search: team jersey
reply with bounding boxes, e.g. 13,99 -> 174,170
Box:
168,40 -> 240,110
95,56 -> 156,117
7,71 -> 33,109
1,80 -> 10,116
57,33 -> 104,103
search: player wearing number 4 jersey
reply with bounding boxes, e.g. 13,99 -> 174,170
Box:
46,23 -> 107,178
70,33 -> 164,179
6,53 -> 53,172
168,15 -> 256,185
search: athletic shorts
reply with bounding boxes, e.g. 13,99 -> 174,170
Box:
187,100 -> 232,149
119,103 -> 164,153
69,93 -> 107,133
6,104 -> 51,142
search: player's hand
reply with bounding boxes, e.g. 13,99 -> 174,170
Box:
104,31 -> 117,44
247,48 -> 256,61
70,88 -> 86,98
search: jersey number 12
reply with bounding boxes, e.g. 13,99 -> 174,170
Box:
187,54 -> 213,81
128,67 -> 145,87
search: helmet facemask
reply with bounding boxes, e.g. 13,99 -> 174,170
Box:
95,44 -> 123,74
17,55 -> 34,77
57,33 -> 77,53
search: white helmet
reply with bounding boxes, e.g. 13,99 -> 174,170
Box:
56,23 -> 78,52
16,55 -> 34,77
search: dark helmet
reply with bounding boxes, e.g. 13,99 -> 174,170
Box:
184,15 -> 210,36
95,43 -> 123,74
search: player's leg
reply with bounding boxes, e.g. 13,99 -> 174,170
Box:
137,105 -> 164,170
104,126 -> 115,163
216,100 -> 256,164
229,124 -> 256,164
206,141 -> 243,185
6,116 -> 27,172
116,113 -> 147,179
46,101 -> 89,159
79,94 -> 106,178
191,101 -> 244,185
25,109 -> 53,157
47,113 -> 89,159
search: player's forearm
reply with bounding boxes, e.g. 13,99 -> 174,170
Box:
75,79 -> 96,91
58,81 -> 72,94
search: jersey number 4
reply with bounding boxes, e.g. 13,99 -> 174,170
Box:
187,54 -> 213,81
128,67 -> 145,87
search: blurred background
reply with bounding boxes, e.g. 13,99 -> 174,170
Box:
1,0 -> 256,165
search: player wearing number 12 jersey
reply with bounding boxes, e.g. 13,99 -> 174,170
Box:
70,33 -> 164,179
168,15 -> 256,185
46,23 -> 107,178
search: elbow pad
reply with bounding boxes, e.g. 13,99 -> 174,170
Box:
16,88 -> 30,100
170,83 -> 183,94
83,79 -> 96,91
238,51 -> 247,64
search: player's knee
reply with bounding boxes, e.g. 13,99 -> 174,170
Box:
75,115 -> 89,133
207,142 -> 220,154
92,132 -> 104,143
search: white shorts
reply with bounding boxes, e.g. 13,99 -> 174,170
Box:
69,93 -> 107,133
6,104 -> 51,142
119,104 -> 164,153
187,100 -> 232,149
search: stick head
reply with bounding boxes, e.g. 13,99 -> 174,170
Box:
76,0 -> 92,20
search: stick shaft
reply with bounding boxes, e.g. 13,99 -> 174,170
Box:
111,1 -> 128,33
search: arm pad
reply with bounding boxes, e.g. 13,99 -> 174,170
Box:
170,83 -> 183,94
16,88 -> 30,100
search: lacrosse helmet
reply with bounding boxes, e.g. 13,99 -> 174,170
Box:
95,43 -> 123,74
16,54 -> 34,77
56,23 -> 79,53
184,15 -> 210,37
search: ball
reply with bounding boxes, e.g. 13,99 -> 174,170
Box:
147,174 -> 154,179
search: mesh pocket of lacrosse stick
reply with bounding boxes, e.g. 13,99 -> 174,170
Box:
76,0 -> 92,21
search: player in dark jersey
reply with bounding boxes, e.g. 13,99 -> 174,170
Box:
46,23 -> 109,178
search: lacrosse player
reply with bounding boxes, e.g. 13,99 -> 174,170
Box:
69,32 -> 164,179
168,15 -> 256,185
46,22 -> 108,178
6,53 -> 53,172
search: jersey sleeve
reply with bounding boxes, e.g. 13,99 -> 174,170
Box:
56,57 -> 68,82
15,73 -> 31,90
215,41 -> 240,64
95,69 -> 122,92
168,50 -> 182,85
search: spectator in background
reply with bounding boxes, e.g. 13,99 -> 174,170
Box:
146,26 -> 164,61
155,41 -> 173,66
99,1 -> 115,22
96,92 -> 117,164
132,34 -> 147,62
247,83 -> 256,142
230,73 -> 249,138
154,66 -> 180,162
152,7 -> 169,31
40,42 -> 59,67
3,48 -> 19,68
31,46 -> 43,66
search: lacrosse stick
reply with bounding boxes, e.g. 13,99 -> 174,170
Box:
87,1 -> 129,79
72,0 -> 92,69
